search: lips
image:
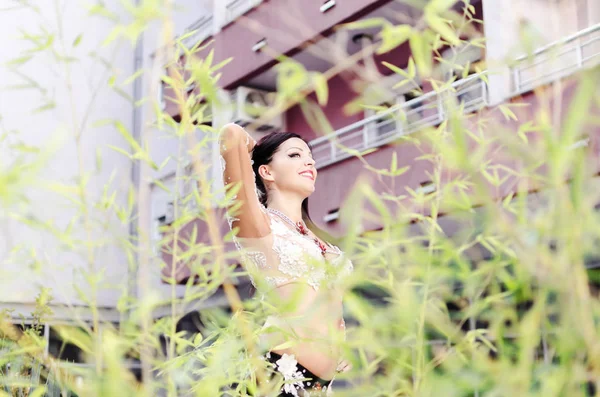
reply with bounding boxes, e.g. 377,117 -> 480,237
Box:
299,170 -> 315,181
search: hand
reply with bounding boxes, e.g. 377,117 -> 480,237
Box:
247,133 -> 257,152
336,360 -> 352,373
240,126 -> 256,152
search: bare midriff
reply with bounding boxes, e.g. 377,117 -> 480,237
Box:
260,281 -> 345,380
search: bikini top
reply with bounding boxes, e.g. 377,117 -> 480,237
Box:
219,123 -> 353,293
234,213 -> 354,292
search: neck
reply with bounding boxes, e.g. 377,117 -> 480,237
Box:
267,191 -> 304,224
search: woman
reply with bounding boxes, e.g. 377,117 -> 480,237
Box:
219,123 -> 353,396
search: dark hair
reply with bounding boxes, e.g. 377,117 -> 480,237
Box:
251,131 -> 338,246
251,132 -> 316,228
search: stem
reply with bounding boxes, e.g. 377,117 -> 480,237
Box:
52,0 -> 102,376
165,138 -> 185,396
413,154 -> 442,393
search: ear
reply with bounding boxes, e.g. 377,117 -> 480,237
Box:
258,164 -> 274,182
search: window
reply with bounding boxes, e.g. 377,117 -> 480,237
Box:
399,90 -> 425,127
48,326 -> 86,363
443,45 -> 485,111
366,101 -> 399,143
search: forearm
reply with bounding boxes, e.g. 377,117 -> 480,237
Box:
219,123 -> 255,155
218,123 -> 270,238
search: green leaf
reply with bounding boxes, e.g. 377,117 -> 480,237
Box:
32,101 -> 56,113
462,61 -> 472,79
91,118 -> 114,128
102,25 -> 124,47
499,104 -> 518,121
271,339 -> 300,351
72,33 -> 83,47
313,73 -> 329,106
28,387 -> 46,397
209,57 -> 233,74
425,0 -> 458,13
10,143 -> 40,153
382,61 -> 408,78
342,17 -> 391,31
123,68 -> 145,85
425,12 -> 460,45
392,78 -> 413,90
114,121 -> 141,151
112,86 -> 134,103
502,192 -> 515,208
107,145 -> 132,159
53,326 -> 93,354
409,33 -> 432,76
5,55 -> 33,66
161,74 -> 178,89
377,24 -> 412,54
361,148 -> 378,156
560,72 -> 598,148
88,3 -> 120,21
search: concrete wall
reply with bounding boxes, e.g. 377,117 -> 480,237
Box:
0,1 -> 135,316
141,1 -> 223,305
0,0 -> 225,318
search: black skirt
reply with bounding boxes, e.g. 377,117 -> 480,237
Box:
263,351 -> 333,396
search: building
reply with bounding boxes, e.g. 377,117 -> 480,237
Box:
155,0 -> 600,301
1,0 -> 599,389
0,0 -> 138,373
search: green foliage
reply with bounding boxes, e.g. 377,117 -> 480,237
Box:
0,0 -> 599,396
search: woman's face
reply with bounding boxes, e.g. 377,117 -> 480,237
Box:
259,137 -> 317,198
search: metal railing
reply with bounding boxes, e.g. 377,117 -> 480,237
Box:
310,72 -> 488,168
180,15 -> 214,50
225,0 -> 262,25
511,23 -> 600,93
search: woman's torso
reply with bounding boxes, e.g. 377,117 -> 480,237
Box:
235,215 -> 353,379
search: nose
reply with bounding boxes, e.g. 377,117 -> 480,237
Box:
305,156 -> 315,167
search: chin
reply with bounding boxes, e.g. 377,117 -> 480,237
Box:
290,178 -> 316,197
298,184 -> 315,197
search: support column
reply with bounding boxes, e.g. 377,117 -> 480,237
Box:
588,0 -> 600,26
212,0 -> 228,35
482,0 -> 517,105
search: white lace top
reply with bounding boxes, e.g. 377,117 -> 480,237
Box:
235,213 -> 354,292
218,123 -> 353,294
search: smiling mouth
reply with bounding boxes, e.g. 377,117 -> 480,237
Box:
299,171 -> 315,180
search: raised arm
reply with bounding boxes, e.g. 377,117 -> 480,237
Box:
219,123 -> 271,238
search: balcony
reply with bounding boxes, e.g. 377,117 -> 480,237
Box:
310,20 -> 600,169
511,23 -> 600,94
310,72 -> 489,168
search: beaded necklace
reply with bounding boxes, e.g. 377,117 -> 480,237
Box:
266,208 -> 328,256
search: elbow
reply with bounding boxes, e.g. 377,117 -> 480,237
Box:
219,123 -> 251,153
219,123 -> 244,143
